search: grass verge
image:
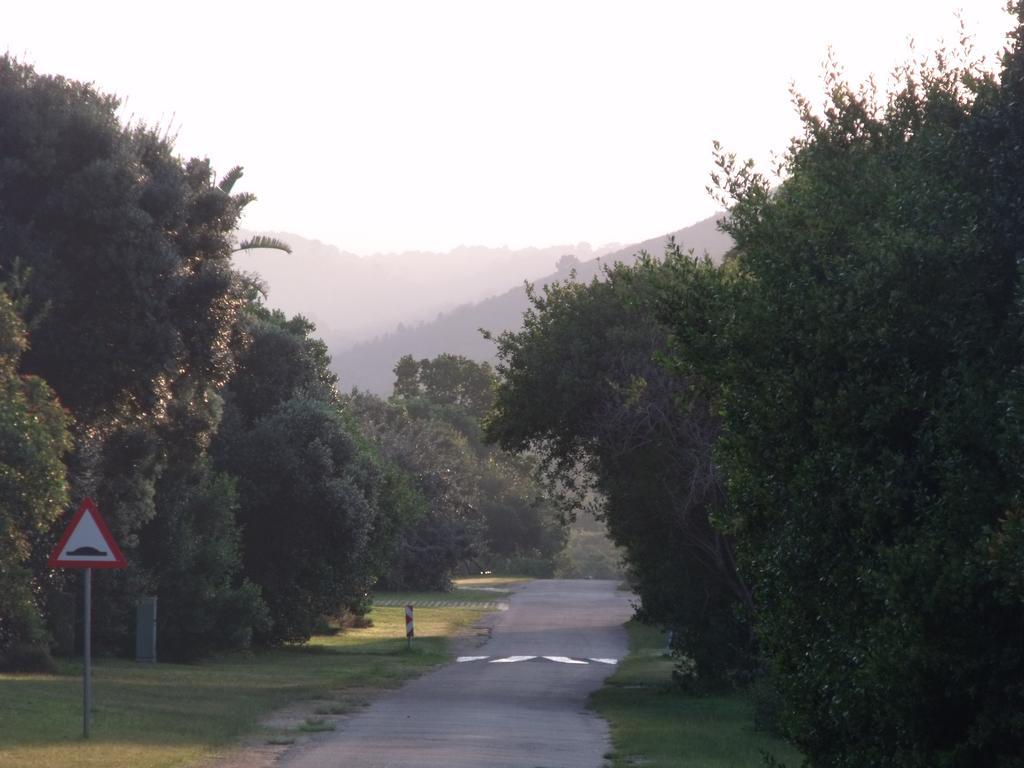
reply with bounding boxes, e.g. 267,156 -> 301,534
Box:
452,575 -> 531,589
0,603 -> 488,768
373,588 -> 510,604
591,622 -> 803,768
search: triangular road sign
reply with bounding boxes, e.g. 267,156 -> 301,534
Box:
48,498 -> 126,569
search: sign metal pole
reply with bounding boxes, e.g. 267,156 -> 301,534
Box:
83,567 -> 92,739
48,498 -> 127,740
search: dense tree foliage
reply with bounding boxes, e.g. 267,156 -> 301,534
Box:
215,396 -> 380,643
400,354 -> 566,571
139,462 -> 267,659
0,55 -> 267,653
0,57 -> 245,427
348,391 -> 484,590
349,354 -> 565,590
486,270 -> 752,680
227,308 -> 338,422
393,353 -> 496,420
653,19 -> 1024,766
212,302 -> 392,643
0,292 -> 70,668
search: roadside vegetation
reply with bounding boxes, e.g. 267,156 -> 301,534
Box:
593,622 -> 802,768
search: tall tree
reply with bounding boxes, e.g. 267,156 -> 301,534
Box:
212,301 -> 390,642
215,396 -> 380,643
0,291 -> 70,668
347,391 -> 485,591
657,15 -> 1024,764
0,56 -> 266,653
390,353 -> 566,579
487,267 -> 752,679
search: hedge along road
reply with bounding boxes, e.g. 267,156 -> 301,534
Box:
282,579 -> 634,768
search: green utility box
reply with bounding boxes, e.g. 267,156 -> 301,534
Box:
135,596 -> 157,663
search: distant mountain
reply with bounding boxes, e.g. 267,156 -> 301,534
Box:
332,213 -> 732,394
232,233 -> 618,348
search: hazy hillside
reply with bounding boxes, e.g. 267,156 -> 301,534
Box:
232,233 -> 617,347
332,214 -> 732,394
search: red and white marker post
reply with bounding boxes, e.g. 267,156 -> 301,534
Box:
405,604 -> 414,649
48,498 -> 126,739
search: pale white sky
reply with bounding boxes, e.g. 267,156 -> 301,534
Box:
2,1 -> 1014,255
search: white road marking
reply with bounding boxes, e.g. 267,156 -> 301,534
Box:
589,658 -> 619,665
456,656 -> 490,663
489,655 -> 537,663
543,656 -> 589,664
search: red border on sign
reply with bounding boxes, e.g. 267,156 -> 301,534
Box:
48,497 -> 127,569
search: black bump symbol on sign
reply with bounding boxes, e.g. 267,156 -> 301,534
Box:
67,546 -> 108,557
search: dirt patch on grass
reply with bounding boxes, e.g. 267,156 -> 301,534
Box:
201,687 -> 377,767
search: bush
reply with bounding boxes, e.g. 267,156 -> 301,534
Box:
0,643 -> 57,674
658,18 -> 1024,763
485,552 -> 557,578
750,673 -> 786,737
0,562 -> 52,670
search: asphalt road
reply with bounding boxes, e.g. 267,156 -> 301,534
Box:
281,579 -> 634,768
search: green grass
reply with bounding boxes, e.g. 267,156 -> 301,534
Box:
373,588 -> 510,603
297,718 -> 334,733
452,575 -> 532,589
0,603 -> 488,768
591,622 -> 803,768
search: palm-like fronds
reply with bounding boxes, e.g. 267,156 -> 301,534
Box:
234,235 -> 292,254
218,166 -> 245,193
